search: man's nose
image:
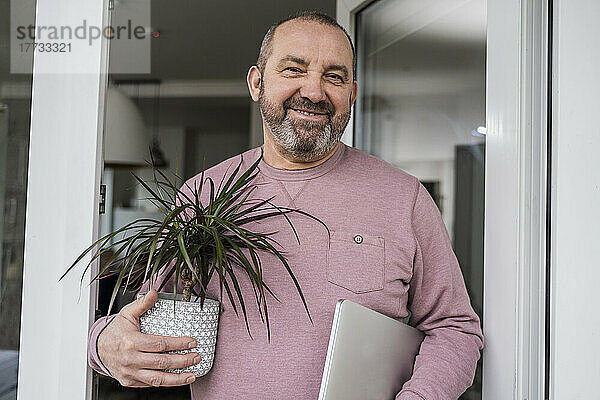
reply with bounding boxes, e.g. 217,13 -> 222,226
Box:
298,73 -> 326,104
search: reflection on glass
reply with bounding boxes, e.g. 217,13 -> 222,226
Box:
356,1 -> 486,398
0,1 -> 36,398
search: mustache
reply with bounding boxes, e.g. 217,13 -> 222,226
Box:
283,96 -> 334,116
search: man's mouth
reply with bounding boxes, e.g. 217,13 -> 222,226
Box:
289,108 -> 328,117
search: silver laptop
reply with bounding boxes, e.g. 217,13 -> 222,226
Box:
318,300 -> 425,400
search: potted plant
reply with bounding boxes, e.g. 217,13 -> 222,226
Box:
61,155 -> 327,377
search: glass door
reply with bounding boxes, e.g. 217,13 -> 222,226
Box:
339,0 -> 550,398
353,1 -> 486,398
0,1 -> 35,398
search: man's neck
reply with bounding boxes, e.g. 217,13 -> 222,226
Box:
262,128 -> 340,171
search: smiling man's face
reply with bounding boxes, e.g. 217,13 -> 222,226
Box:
255,19 -> 357,162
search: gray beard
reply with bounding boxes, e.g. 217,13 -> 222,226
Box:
259,89 -> 350,162
266,111 -> 339,162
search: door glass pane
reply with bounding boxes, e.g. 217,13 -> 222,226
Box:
0,1 -> 35,398
356,1 -> 486,398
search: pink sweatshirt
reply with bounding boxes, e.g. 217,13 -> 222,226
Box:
88,143 -> 484,399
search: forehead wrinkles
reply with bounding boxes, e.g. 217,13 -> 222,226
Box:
268,21 -> 353,73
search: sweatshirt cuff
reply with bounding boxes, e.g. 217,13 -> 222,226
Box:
396,389 -> 427,400
88,314 -> 117,377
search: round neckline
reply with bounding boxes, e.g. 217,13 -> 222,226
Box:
258,142 -> 346,181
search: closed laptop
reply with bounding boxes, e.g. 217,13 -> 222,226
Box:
318,299 -> 425,400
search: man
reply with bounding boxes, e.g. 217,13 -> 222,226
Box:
88,12 -> 484,399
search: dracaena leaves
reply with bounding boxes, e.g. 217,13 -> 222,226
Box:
62,155 -> 329,341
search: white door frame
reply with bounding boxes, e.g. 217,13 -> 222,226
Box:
484,0 -> 548,398
549,0 -> 600,397
17,0 -> 110,399
336,0 -> 549,398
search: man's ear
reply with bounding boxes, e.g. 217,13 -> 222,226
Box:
350,80 -> 358,107
247,65 -> 262,102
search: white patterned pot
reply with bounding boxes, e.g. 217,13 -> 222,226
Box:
138,293 -> 220,377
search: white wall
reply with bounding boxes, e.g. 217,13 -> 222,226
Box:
388,91 -> 485,163
551,0 -> 600,398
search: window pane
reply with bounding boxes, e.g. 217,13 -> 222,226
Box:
356,1 -> 486,398
0,1 -> 35,398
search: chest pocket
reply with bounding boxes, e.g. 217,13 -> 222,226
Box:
327,230 -> 385,294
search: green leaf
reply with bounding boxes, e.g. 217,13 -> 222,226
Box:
64,151 -> 326,340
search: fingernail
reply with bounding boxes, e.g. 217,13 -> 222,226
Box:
188,340 -> 196,348
186,375 -> 196,383
193,355 -> 202,364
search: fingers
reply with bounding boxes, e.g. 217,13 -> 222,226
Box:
131,332 -> 197,353
117,377 -> 149,388
135,352 -> 201,370
113,333 -> 200,388
124,290 -> 158,319
136,369 -> 197,387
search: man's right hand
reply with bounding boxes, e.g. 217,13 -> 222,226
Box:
97,289 -> 200,387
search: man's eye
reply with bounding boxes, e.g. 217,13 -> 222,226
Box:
284,67 -> 303,73
326,74 -> 344,82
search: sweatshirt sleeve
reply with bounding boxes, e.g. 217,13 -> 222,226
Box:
88,315 -> 117,377
396,182 -> 484,400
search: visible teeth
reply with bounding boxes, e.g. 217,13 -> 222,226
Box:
296,109 -> 318,116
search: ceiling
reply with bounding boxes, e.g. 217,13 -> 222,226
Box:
113,0 -> 336,81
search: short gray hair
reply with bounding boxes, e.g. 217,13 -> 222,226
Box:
256,11 -> 356,81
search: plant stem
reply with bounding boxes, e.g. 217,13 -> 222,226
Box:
181,267 -> 196,302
